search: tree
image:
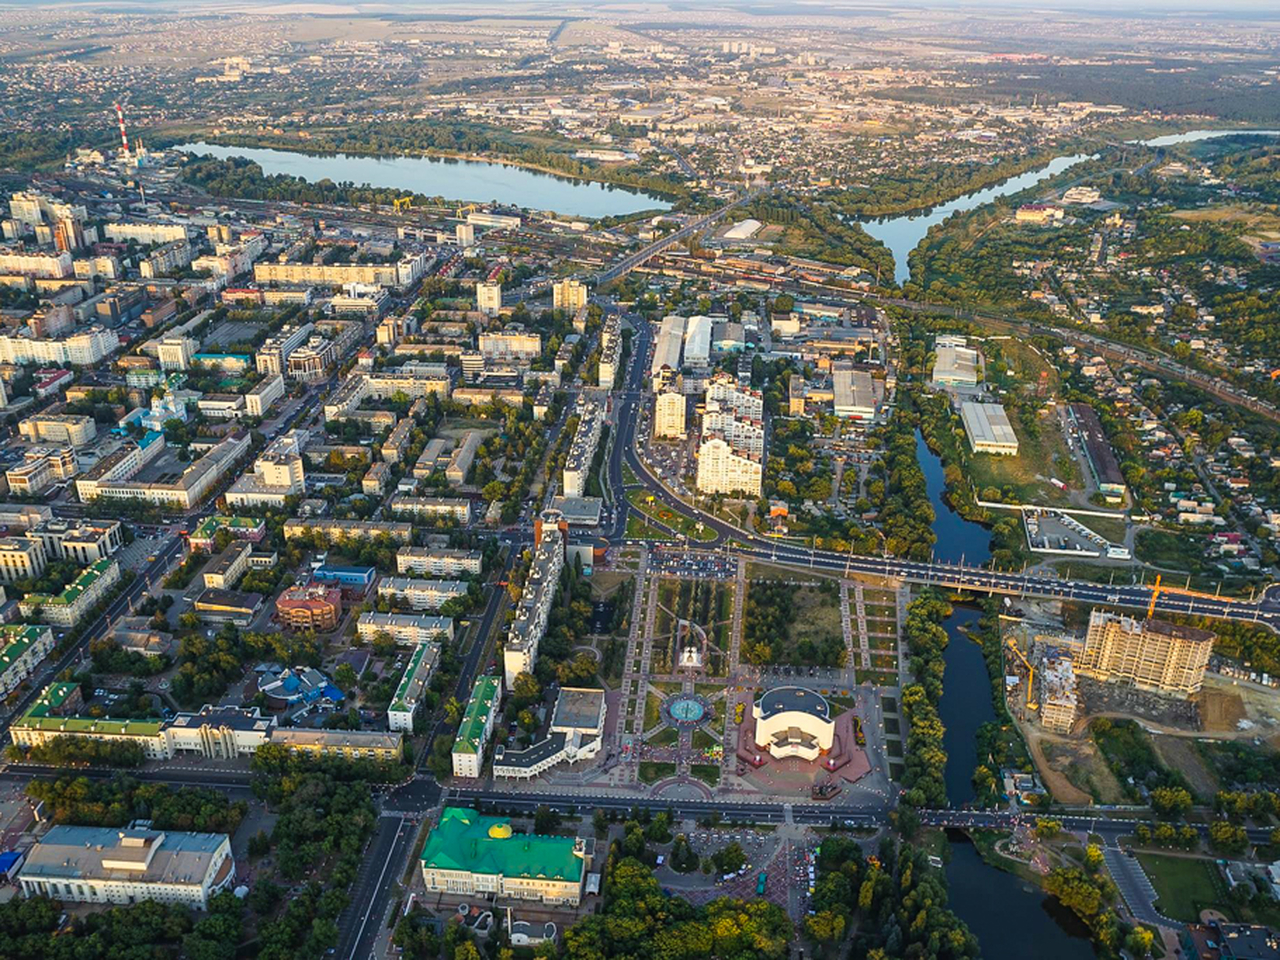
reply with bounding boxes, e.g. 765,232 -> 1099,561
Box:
512,671 -> 541,706
805,909 -> 845,945
1125,926 -> 1155,957
534,804 -> 561,835
1084,844 -> 1104,872
1151,786 -> 1193,819
443,696 -> 464,726
713,841 -> 747,875
333,663 -> 358,692
593,808 -> 608,838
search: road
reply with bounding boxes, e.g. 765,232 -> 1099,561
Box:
605,312 -> 1280,631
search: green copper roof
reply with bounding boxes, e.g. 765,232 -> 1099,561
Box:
16,680 -> 163,737
191,515 -> 262,540
420,807 -> 584,883
0,625 -> 52,679
22,558 -> 115,608
452,676 -> 499,755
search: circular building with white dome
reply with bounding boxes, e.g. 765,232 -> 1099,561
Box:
752,686 -> 835,761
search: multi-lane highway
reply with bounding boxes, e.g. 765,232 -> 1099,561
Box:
605,308 -> 1280,631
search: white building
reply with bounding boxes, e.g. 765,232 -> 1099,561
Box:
357,611 -> 455,645
752,686 -> 835,761
395,547 -> 483,577
480,329 -> 541,363
932,343 -> 980,386
552,278 -> 588,313
960,401 -> 1019,456
503,523 -> 564,687
695,436 -> 762,497
563,396 -> 604,499
0,327 -> 120,366
832,362 -> 876,420
476,281 -> 503,317
158,337 -> 198,372
18,558 -> 120,628
0,625 -> 55,697
654,388 -> 686,439
493,687 -> 606,780
245,373 -> 285,417
225,430 -> 307,508
682,315 -> 712,368
387,641 -> 440,732
452,676 -> 501,778
701,401 -> 764,456
377,577 -> 470,611
18,826 -> 234,910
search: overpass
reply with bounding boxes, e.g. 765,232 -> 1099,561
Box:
605,310 -> 1280,631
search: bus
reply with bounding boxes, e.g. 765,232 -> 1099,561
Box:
756,872 -> 767,895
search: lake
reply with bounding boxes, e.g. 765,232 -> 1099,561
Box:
174,141 -> 673,219
863,128 -> 1280,285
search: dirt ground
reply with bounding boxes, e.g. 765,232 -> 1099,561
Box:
1150,734 -> 1219,800
1027,724 -> 1125,805
1197,682 -> 1248,733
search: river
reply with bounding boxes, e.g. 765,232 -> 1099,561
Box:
862,128 -> 1280,285
174,141 -> 673,219
915,431 -> 1095,958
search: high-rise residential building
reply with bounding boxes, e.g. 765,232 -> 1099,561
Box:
476,281 -> 502,317
1038,650 -> 1079,734
479,329 -> 541,362
553,278 -> 588,313
695,436 -> 762,497
456,223 -> 476,248
1065,610 -> 1214,696
503,523 -> 564,687
654,388 -> 686,439
225,430 -> 307,508
562,396 -> 604,499
0,251 -> 73,279
0,326 -> 119,366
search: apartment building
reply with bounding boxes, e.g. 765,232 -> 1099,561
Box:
503,524 -> 564,687
158,337 -> 197,371
103,222 -> 189,245
381,419 -> 414,463
357,612 -> 455,646
282,519 -> 414,543
598,312 -> 622,388
362,461 -> 392,495
261,728 -> 402,762
695,436 -> 762,496
552,278 -> 588,313
395,547 -> 483,577
654,388 -> 687,439
387,641 -> 440,732
376,577 -> 470,611
0,327 -> 119,366
480,329 -> 541,363
1062,611 -> 1214,696
476,281 -> 502,317
705,372 -> 764,419
253,253 -> 428,289
563,397 -> 604,500
0,250 -> 73,278
18,558 -> 121,628
387,496 -> 472,524
0,625 -> 55,697
1038,650 -> 1079,735
452,676 -> 501,778
701,401 -> 763,456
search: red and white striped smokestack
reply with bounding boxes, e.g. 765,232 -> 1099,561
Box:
114,102 -> 130,157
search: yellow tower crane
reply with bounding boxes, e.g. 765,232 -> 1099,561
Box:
1147,573 -> 1162,618
1005,637 -> 1038,711
393,197 -> 413,212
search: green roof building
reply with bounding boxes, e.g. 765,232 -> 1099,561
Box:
451,676 -> 500,779
420,807 -> 593,906
17,558 -> 120,628
0,624 -> 55,697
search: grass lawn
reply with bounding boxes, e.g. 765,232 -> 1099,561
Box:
864,604 -> 897,619
644,692 -> 663,731
1138,853 -> 1228,922
692,728 -> 717,751
1050,560 -> 1140,585
968,439 -> 1073,508
787,586 -> 844,661
649,726 -> 679,747
857,668 -> 900,687
1077,513 -> 1129,544
622,462 -> 639,485
883,717 -> 900,735
651,680 -> 683,696
627,516 -> 673,541
869,634 -> 897,650
690,764 -> 721,788
628,489 -> 715,541
744,561 -> 833,584
639,761 -> 677,784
